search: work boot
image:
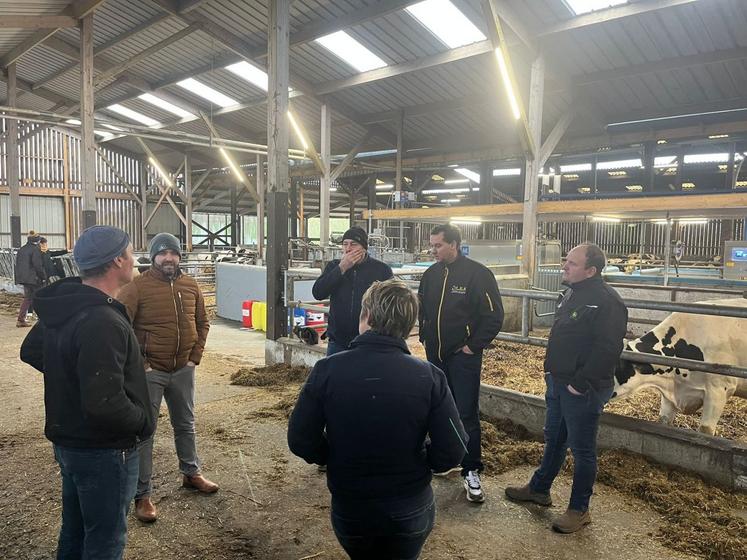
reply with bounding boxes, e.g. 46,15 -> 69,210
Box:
504,483 -> 552,506
134,497 -> 157,523
183,473 -> 219,493
16,320 -> 31,328
552,509 -> 591,533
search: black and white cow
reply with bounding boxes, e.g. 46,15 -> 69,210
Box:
612,298 -> 747,436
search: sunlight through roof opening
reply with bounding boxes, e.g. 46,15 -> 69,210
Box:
315,31 -> 387,72
176,78 -> 238,107
106,104 -> 160,127
407,0 -> 486,48
564,1 -> 627,16
225,61 -> 268,91
138,93 -> 194,119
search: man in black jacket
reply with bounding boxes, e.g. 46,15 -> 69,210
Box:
14,231 -> 45,327
418,224 -> 504,504
312,227 -> 393,355
505,243 -> 627,534
289,279 -> 466,560
20,225 -> 155,560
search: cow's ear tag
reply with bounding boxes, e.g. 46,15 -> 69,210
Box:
571,310 -> 578,320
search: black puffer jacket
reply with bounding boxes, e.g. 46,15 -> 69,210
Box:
544,276 -> 628,393
312,256 -> 393,348
20,278 -> 155,449
14,241 -> 45,286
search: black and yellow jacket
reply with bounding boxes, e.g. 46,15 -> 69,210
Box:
418,254 -> 504,362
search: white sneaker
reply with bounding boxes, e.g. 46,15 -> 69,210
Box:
464,470 -> 485,503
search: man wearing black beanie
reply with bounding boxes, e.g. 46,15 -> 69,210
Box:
312,227 -> 393,355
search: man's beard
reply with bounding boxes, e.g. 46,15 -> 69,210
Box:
155,261 -> 178,279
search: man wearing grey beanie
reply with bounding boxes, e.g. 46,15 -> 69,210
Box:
20,225 -> 155,559
118,232 -> 215,523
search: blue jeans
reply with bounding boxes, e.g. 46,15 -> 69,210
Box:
529,375 -> 613,512
331,487 -> 435,560
53,444 -> 139,560
326,340 -> 349,356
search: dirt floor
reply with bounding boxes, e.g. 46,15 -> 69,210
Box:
1,289 -> 744,560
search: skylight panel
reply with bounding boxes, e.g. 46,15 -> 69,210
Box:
407,0 -> 486,49
596,158 -> 641,170
564,1 -> 627,16
455,167 -> 480,183
138,93 -> 194,119
225,61 -> 268,91
315,31 -> 387,73
493,168 -> 521,176
176,78 -> 238,108
106,104 -> 160,127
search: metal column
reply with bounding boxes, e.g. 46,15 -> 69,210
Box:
478,160 -> 492,205
520,54 -> 545,286
290,179 -> 299,238
266,0 -> 290,342
140,160 -> 148,250
320,103 -> 331,248
6,63 -> 21,248
80,13 -> 97,229
643,141 -> 656,193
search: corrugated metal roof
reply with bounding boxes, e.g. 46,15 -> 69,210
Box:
4,0 -> 747,167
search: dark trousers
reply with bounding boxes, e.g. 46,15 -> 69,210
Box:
18,284 -> 38,321
331,487 -> 435,560
53,444 -> 139,560
326,339 -> 349,356
426,349 -> 482,474
529,375 -> 614,512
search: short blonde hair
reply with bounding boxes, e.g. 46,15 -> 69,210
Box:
360,279 -> 418,339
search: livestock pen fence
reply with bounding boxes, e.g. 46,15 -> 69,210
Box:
283,267 -> 747,384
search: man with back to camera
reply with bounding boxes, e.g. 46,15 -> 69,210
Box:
418,224 -> 504,503
20,225 -> 155,559
312,226 -> 393,355
117,232 -> 215,523
288,279 -> 467,560
505,243 -> 628,533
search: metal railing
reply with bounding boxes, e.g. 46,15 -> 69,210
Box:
499,287 -> 747,381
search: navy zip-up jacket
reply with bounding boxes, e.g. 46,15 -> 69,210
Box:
287,332 -> 467,502
544,276 -> 628,393
312,255 -> 393,348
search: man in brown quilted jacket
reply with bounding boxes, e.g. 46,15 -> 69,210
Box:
118,232 -> 216,523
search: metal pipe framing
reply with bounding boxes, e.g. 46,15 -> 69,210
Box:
0,106 -> 306,159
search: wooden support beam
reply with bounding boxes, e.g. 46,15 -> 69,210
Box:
288,109 -> 325,175
330,130 -> 373,182
538,108 -> 575,169
320,103 -> 332,248
6,63 -> 22,247
137,138 -> 188,227
0,16 -> 78,28
79,13 -> 97,229
266,0 -> 290,341
486,0 -> 536,52
94,146 -> 143,205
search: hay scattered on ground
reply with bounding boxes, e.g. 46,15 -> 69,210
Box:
482,417 -> 747,560
480,340 -> 747,441
230,363 -> 310,388
0,290 -> 22,316
248,392 -> 299,421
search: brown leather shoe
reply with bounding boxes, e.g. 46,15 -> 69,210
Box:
134,497 -> 157,523
183,473 -> 219,493
552,508 -> 591,533
504,483 -> 552,506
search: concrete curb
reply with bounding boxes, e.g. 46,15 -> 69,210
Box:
480,384 -> 747,490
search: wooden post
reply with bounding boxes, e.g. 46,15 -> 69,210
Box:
520,54 -> 545,286
266,0 -> 290,342
7,63 -> 21,248
140,160 -> 148,250
256,154 -> 265,258
320,103 -> 331,248
62,136 -> 72,249
184,155 -> 193,252
80,13 -> 96,229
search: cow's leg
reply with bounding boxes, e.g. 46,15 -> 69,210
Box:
658,396 -> 677,425
698,390 -> 727,436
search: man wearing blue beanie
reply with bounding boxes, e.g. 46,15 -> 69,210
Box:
20,225 -> 155,559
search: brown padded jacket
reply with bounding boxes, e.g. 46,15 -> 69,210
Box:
118,268 -> 210,373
